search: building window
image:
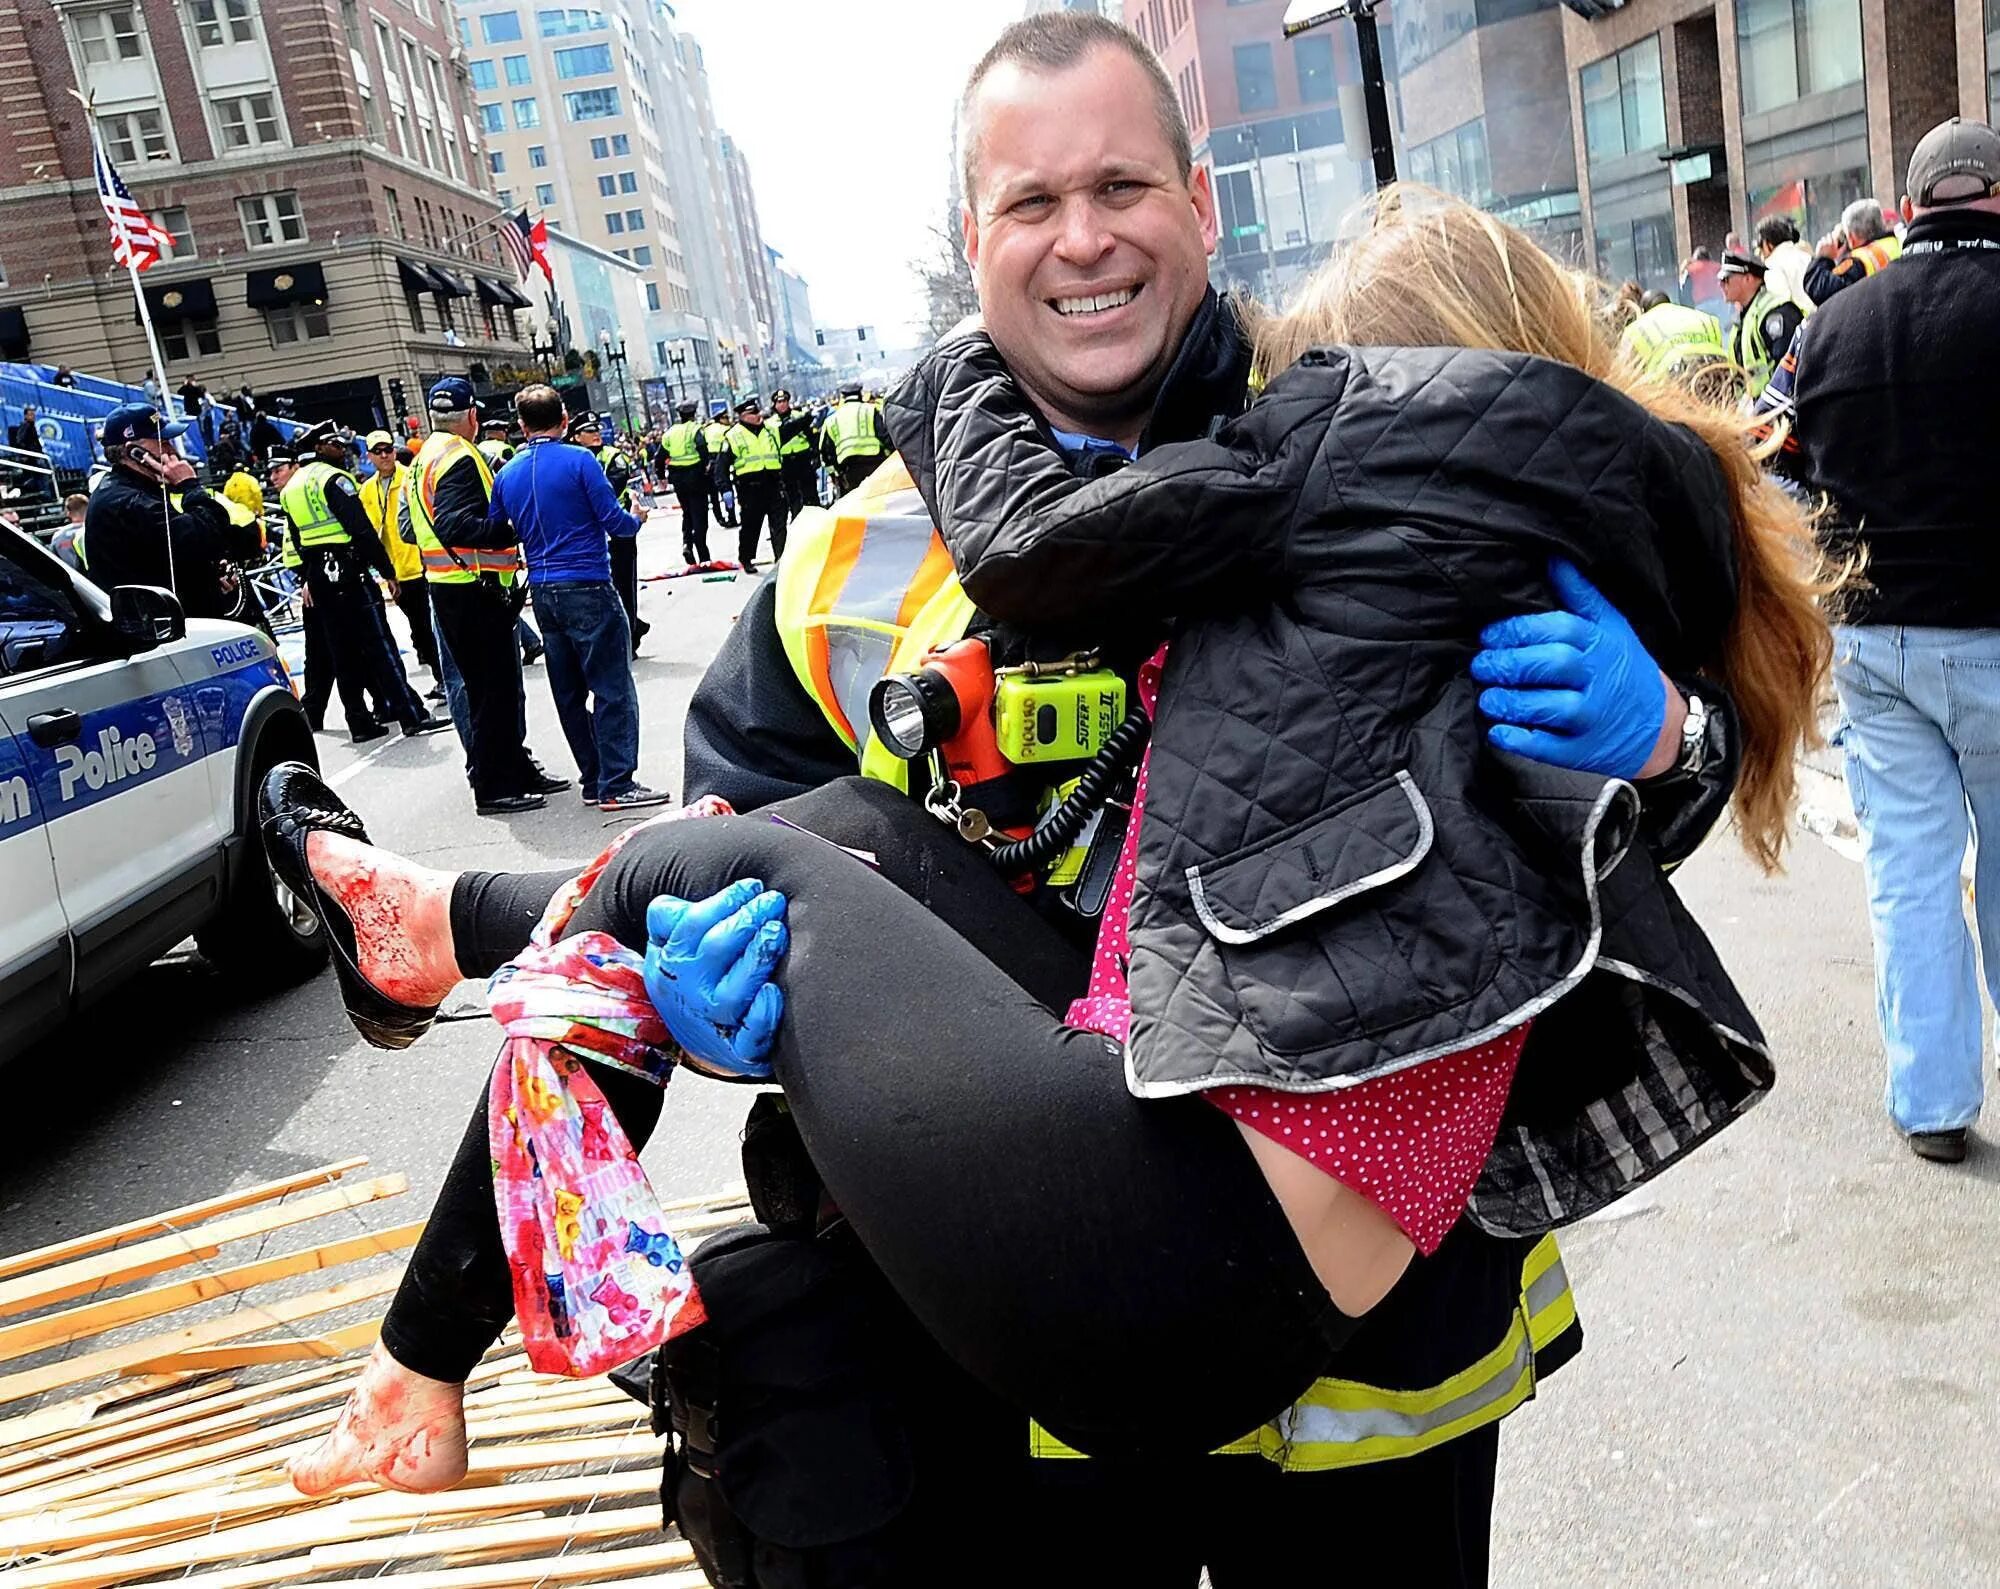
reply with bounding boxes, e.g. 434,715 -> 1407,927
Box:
265,304 -> 331,346
589,136 -> 609,157
457,14 -> 471,47
1594,211 -> 1679,293
505,54 -> 532,85
605,211 -> 625,234
564,87 -> 621,120
480,11 -> 522,44
1406,118 -> 1492,207
645,281 -> 660,311
513,98 -> 541,129
497,186 -> 513,205
529,143 -> 548,167
215,93 -> 282,150
611,133 -> 629,155
192,0 -> 255,47
1580,33 -> 1667,167
538,7 -> 607,35
75,6 -> 143,64
631,244 -> 652,265
1233,42 -> 1277,114
597,174 -> 617,196
537,182 -> 556,206
99,109 -> 171,164
162,321 -> 222,361
625,208 -> 643,230
469,59 -> 496,89
239,191 -> 305,247
1990,0 -> 2000,124
489,151 -> 506,175
1737,0 -> 1864,117
1293,34 -> 1335,106
407,291 -> 426,333
478,103 -> 504,133
617,170 -> 637,194
385,186 -> 404,238
157,206 -> 194,259
553,43 -> 613,78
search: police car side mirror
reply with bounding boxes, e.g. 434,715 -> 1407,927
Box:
109,584 -> 186,652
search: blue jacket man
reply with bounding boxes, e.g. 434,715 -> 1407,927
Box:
488,384 -> 668,811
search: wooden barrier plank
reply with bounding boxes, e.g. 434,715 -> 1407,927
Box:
132,1317 -> 382,1373
0,1373 -> 200,1456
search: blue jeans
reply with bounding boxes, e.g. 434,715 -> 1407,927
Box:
1832,624 -> 2000,1133
531,581 -> 638,801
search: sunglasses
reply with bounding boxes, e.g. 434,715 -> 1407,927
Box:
369,444 -> 395,454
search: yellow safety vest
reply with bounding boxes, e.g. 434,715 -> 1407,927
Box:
278,461 -> 353,551
770,457 -> 1584,1469
1730,286 -> 1787,399
664,421 -> 704,468
1619,303 -> 1727,380
822,400 -> 884,464
1851,234 -> 1902,276
408,430 -> 516,585
726,421 -> 783,475
776,415 -> 813,458
360,463 -> 422,583
702,421 -> 731,459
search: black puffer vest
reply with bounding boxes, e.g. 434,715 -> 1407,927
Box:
891,335 -> 1772,1233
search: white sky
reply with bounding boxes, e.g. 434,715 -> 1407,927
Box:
666,0 -> 1022,347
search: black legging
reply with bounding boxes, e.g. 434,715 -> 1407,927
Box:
381,778 -> 1349,1458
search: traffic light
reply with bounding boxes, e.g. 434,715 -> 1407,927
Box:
388,377 -> 407,415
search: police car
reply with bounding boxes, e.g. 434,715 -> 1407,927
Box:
0,514 -> 326,1065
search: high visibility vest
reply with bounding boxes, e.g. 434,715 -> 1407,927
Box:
360,464 -> 421,582
776,415 -> 813,457
596,443 -> 636,509
1851,234 -> 1902,276
408,430 -> 516,585
822,399 -> 884,464
479,438 -> 516,467
771,454 -> 1584,1469
726,421 -> 783,475
278,461 -> 353,551
702,421 -> 731,460
1619,303 -> 1727,380
1730,286 -> 1787,399
664,421 -> 704,468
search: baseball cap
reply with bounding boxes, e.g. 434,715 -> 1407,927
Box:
364,429 -> 395,450
427,376 -> 479,415
1907,116 -> 2000,206
1716,249 -> 1765,279
101,402 -> 187,448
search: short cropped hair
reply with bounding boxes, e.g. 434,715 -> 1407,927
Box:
515,384 -> 565,432
1840,198 -> 1888,244
958,13 -> 1190,208
1754,215 -> 1800,251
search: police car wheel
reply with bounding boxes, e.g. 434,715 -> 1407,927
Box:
195,748 -> 330,984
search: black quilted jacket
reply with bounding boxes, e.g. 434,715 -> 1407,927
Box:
889,333 -> 1773,1232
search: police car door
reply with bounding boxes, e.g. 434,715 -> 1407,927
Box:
0,532 -> 222,1003
0,687 -> 71,1057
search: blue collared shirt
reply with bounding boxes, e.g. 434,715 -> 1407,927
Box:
1049,427 -> 1136,463
488,435 -> 641,586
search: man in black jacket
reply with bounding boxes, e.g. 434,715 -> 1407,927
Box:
83,403 -> 258,620
1776,117 -> 2000,1166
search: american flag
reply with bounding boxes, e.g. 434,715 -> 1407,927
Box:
93,141 -> 172,271
499,209 -> 552,284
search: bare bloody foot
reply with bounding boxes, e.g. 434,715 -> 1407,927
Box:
305,832 -> 460,1007
289,1342 -> 470,1496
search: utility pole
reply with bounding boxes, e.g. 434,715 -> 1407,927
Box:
1283,1 -> 1397,190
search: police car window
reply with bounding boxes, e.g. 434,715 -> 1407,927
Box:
0,548 -> 84,676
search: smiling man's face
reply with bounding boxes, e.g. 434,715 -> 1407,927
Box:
962,44 -> 1217,447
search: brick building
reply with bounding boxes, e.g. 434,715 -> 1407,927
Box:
1561,0 -> 1987,292
0,0 -> 531,434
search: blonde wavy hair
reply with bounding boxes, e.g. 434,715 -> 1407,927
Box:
1250,186 -> 1835,872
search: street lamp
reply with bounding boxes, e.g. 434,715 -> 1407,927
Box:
666,344 -> 688,405
532,328 -> 561,380
746,353 -> 762,398
1282,0 -> 1397,190
720,348 -> 737,398
598,329 -> 635,439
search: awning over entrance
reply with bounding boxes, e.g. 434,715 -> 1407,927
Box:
0,306 -> 28,359
245,262 -> 328,309
428,265 -> 473,298
397,257 -> 445,295
139,277 -> 218,323
475,275 -> 533,309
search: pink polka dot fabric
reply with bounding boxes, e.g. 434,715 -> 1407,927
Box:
1065,645 -> 1526,1256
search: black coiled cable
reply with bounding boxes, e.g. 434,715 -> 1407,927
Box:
988,707 -> 1152,875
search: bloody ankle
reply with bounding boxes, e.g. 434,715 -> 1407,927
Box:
306,833 -> 461,1007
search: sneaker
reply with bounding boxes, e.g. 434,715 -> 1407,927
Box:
350,722 -> 389,745
476,792 -> 548,815
403,715 -> 454,737
599,783 -> 673,812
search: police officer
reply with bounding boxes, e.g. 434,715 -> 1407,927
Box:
408,378 -> 554,813
1618,291 -> 1728,386
819,379 -> 889,497
570,412 -> 649,656
83,402 -> 259,620
770,388 -> 819,516
702,400 -> 738,529
273,445 -> 393,736
279,422 -> 449,743
661,400 -> 712,564
1718,249 -> 1803,399
478,419 -> 517,469
723,395 -> 787,573
359,429 -> 441,689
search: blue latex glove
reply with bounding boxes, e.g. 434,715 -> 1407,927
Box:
642,880 -> 789,1080
1470,558 -> 1668,779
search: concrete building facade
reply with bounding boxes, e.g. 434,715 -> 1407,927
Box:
0,0 -> 531,433
1561,0 -> 1981,292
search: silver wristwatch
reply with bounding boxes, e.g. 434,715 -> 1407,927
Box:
1674,691 -> 1710,778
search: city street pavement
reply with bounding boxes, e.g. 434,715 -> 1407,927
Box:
3,517 -> 1995,1585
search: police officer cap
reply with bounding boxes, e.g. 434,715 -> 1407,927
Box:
708,400 -> 729,419
839,380 -> 864,398
677,400 -> 699,419
480,416 -> 510,432
101,402 -> 187,448
295,419 -> 342,453
735,395 -> 761,414
770,387 -> 793,405
428,376 -> 479,414
1716,249 -> 1766,280
566,412 -> 602,439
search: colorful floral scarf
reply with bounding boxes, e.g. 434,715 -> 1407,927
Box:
486,797 -> 732,1376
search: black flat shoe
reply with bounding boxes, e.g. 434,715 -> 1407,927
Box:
259,761 -> 440,1051
1909,1128 -> 1969,1164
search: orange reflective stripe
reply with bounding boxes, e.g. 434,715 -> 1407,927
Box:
896,533 -> 956,629
811,513 -> 867,621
